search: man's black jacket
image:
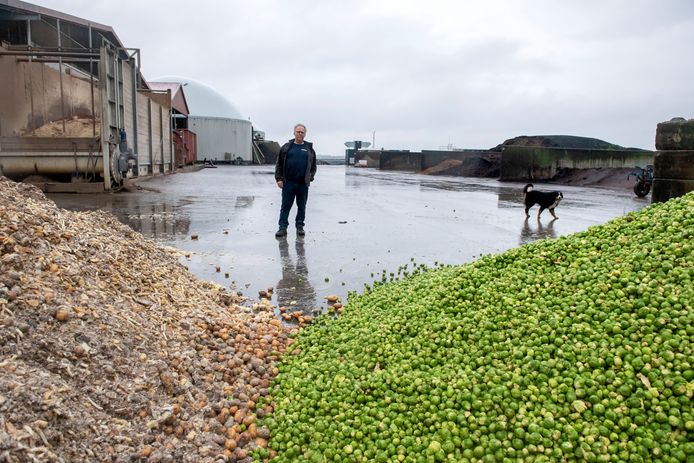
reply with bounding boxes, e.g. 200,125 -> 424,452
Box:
274,139 -> 317,186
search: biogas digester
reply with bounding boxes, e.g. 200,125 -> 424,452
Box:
259,193 -> 693,462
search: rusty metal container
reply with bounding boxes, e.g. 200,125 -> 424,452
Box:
173,129 -> 197,166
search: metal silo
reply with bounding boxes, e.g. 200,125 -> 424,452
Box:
150,76 -> 252,163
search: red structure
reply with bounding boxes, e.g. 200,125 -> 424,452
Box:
173,129 -> 197,166
149,81 -> 196,168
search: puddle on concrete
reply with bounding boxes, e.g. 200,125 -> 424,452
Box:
50,165 -> 649,313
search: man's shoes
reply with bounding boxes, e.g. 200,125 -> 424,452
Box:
275,228 -> 287,237
297,227 -> 305,236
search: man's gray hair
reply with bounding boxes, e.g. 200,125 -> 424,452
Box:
294,123 -> 307,131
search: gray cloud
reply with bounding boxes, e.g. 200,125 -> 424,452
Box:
33,0 -> 694,154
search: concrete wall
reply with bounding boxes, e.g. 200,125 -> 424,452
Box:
354,149 -> 494,173
655,118 -> 694,151
258,141 -> 280,165
379,151 -> 421,172
652,151 -> 694,202
652,118 -> 694,202
354,150 -> 381,168
500,146 -> 654,181
421,150 -> 491,170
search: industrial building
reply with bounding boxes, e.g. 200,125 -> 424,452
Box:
150,76 -> 253,164
148,81 -> 197,167
0,0 -> 173,192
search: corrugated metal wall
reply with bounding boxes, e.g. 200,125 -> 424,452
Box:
102,53 -> 172,180
136,91 -> 152,174
141,91 -> 172,176
122,60 -> 170,177
190,117 -> 252,162
135,92 -> 171,176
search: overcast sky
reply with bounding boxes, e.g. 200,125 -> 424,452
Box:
34,0 -> 694,155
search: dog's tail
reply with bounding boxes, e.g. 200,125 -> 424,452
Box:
523,183 -> 534,194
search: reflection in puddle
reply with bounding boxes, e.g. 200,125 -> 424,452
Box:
50,194 -> 191,241
519,217 -> 557,245
275,237 -> 317,313
234,196 -> 255,208
496,191 -> 523,208
125,203 -> 191,239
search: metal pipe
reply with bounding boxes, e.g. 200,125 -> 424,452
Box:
131,56 -> 138,165
0,155 -> 104,176
135,49 -> 142,87
168,97 -> 174,171
26,19 -> 35,133
0,50 -> 101,58
6,45 -> 101,52
89,25 -> 96,137
148,99 -> 153,173
16,57 -> 102,63
114,50 -> 120,129
26,18 -> 31,62
99,46 -> 111,191
57,18 -> 66,135
159,105 -> 164,172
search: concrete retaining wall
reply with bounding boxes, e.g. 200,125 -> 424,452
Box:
652,118 -> 694,203
258,141 -> 280,165
500,146 -> 654,181
379,151 -> 421,172
420,150 -> 490,170
655,118 -> 694,151
357,150 -> 491,172
652,150 -> 694,203
652,177 -> 694,202
354,150 -> 381,168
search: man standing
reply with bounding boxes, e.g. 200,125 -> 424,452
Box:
274,123 -> 317,237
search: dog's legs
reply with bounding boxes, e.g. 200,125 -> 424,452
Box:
525,206 -> 531,217
537,206 -> 545,218
549,208 -> 558,219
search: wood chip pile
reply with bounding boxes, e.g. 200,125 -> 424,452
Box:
0,177 -> 294,462
21,116 -> 100,138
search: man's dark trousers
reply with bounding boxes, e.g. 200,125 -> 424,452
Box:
278,179 -> 308,230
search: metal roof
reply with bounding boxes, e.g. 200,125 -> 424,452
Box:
148,82 -> 190,116
150,76 -> 246,120
0,0 -> 153,89
0,0 -> 125,48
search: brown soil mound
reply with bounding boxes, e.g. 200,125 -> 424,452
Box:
548,168 -> 636,190
0,177 -> 295,462
421,159 -> 464,175
421,160 -> 636,191
421,153 -> 500,177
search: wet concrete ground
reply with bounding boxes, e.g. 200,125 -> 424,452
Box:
49,165 -> 650,313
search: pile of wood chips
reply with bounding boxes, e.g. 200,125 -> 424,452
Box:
0,177 -> 296,462
22,116 -> 100,138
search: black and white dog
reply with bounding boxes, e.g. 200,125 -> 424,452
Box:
523,184 -> 563,219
